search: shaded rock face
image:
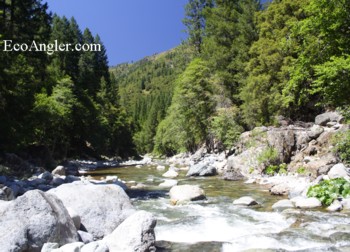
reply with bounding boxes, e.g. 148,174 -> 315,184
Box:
186,162 -> 217,177
48,181 -> 134,239
315,111 -> 343,126
223,117 -> 344,179
104,211 -> 157,252
0,190 -> 78,252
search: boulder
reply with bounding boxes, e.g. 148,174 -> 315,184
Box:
67,207 -> 81,230
156,165 -> 166,171
42,243 -> 59,252
295,197 -> 322,209
48,181 -> 134,239
103,211 -> 156,252
341,198 -> 350,210
169,185 -> 206,204
52,177 -> 65,187
78,230 -> 94,244
65,175 -> 81,183
52,242 -> 84,252
270,183 -> 289,196
52,166 -> 66,176
307,125 -> 324,140
0,175 -> 7,184
39,171 -> 54,182
315,111 -> 343,126
0,185 -> 14,201
0,190 -> 78,251
186,162 -> 217,177
272,199 -> 294,210
328,163 -> 349,179
327,200 -> 342,212
162,169 -> 178,178
159,179 -> 178,188
267,129 -> 295,163
81,241 -> 109,252
233,196 -> 258,206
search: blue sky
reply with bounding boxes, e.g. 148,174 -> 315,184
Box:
46,0 -> 189,66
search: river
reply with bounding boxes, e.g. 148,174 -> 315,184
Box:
86,165 -> 350,251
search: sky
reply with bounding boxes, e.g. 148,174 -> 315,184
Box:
45,0 -> 189,66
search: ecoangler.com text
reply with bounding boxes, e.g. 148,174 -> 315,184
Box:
2,40 -> 101,55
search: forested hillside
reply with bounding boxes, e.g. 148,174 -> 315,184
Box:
0,0 -> 133,162
123,0 -> 349,156
110,46 -> 193,153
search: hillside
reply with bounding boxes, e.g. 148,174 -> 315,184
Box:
110,45 -> 193,153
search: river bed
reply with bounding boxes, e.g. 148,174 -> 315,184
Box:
86,165 -> 350,251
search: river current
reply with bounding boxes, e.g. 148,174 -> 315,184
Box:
87,165 -> 350,252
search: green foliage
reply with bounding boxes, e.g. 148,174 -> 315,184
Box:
307,178 -> 350,206
154,58 -> 214,155
265,163 -> 287,176
333,130 -> 350,165
209,107 -> 244,149
258,147 -> 278,165
297,166 -> 307,175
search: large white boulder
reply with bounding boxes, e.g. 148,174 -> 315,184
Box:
295,197 -> 322,209
103,211 -> 156,252
0,190 -> 78,251
328,163 -> 349,179
48,181 -> 134,239
233,196 -> 258,206
169,185 -> 206,204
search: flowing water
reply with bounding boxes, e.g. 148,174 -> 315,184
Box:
87,165 -> 350,252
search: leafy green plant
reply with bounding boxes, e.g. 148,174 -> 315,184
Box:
307,178 -> 350,206
333,130 -> 350,164
258,147 -> 278,165
264,163 -> 287,176
297,166 -> 307,175
249,167 -> 254,174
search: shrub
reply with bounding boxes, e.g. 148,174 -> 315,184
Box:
258,147 -> 278,165
333,130 -> 350,164
264,163 -> 287,176
307,178 -> 350,206
296,166 -> 307,175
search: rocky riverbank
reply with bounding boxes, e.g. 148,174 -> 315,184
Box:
0,111 -> 349,251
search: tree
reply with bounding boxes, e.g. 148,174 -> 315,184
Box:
240,0 -> 309,127
183,0 -> 213,54
203,0 -> 260,103
154,58 -> 214,154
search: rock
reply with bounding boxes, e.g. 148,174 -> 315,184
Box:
0,190 -> 78,251
67,207 -> 81,230
295,197 -> 322,209
270,183 -> 289,196
52,177 -> 65,187
39,171 -> 54,181
328,163 -> 349,179
37,184 -> 54,191
159,179 -> 178,188
65,175 -> 81,183
42,243 -> 60,252
341,198 -> 350,210
52,165 -> 66,176
186,162 -> 217,177
0,175 -> 7,184
315,111 -> 343,126
169,185 -> 206,204
78,230 -> 94,244
81,241 -> 109,252
233,196 -> 258,206
156,165 -> 166,171
272,199 -> 294,210
327,200 -> 342,212
52,242 -> 84,252
104,175 -> 118,183
48,181 -> 134,239
162,169 -> 178,178
307,125 -> 324,139
267,129 -> 295,163
103,211 -> 156,252
223,168 -> 244,181
0,185 -> 14,201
